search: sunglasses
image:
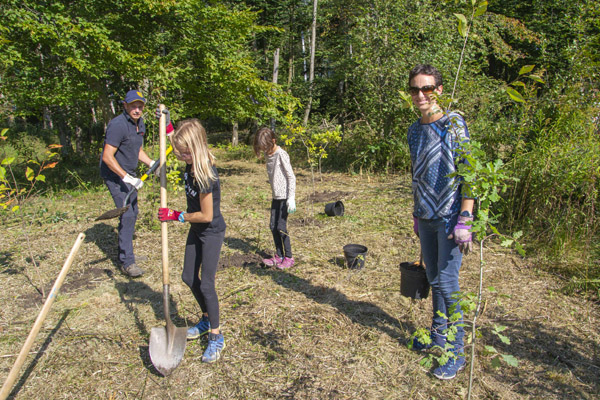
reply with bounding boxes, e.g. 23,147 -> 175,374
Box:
408,85 -> 438,96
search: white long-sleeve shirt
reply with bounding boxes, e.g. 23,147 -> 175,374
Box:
266,147 -> 296,201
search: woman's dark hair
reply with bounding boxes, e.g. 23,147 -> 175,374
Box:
408,64 -> 443,87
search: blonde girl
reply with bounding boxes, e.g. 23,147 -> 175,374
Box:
157,118 -> 226,363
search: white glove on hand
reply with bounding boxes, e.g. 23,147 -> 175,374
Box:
287,199 -> 296,214
123,173 -> 144,190
149,160 -> 160,177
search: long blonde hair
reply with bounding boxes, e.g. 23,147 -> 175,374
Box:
171,119 -> 216,189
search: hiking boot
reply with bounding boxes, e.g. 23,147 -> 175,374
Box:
202,332 -> 225,363
187,315 -> 211,340
262,255 -> 283,267
121,263 -> 144,277
433,353 -> 466,380
410,329 -> 446,351
277,257 -> 295,270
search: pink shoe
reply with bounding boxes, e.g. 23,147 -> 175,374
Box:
277,257 -> 295,270
262,255 -> 283,267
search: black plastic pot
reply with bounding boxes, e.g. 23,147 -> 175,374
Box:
399,262 -> 430,299
324,201 -> 344,216
343,244 -> 368,269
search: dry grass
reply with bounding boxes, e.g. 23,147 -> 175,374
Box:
1,153 -> 599,399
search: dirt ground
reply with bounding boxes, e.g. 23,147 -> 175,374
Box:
1,154 -> 599,399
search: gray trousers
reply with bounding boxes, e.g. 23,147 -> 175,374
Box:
104,176 -> 138,268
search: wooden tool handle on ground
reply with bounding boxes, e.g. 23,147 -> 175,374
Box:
159,104 -> 170,286
0,233 -> 85,400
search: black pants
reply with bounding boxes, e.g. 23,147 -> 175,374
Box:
270,199 -> 292,258
181,229 -> 225,329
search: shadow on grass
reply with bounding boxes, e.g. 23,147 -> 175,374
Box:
85,223 -> 186,376
240,249 -> 415,345
84,222 -> 119,268
7,310 -> 70,400
477,318 -> 600,397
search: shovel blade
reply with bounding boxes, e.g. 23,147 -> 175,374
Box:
149,325 -> 187,376
95,206 -> 130,221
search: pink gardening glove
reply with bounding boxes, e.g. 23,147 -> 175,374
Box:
449,214 -> 473,255
158,207 -> 183,222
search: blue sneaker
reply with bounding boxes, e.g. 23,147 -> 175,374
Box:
187,316 -> 210,340
433,353 -> 466,380
202,332 -> 225,363
411,329 -> 446,351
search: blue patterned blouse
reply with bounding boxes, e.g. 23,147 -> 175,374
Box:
408,112 -> 470,229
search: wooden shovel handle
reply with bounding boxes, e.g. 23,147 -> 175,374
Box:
159,104 -> 170,286
0,233 -> 85,400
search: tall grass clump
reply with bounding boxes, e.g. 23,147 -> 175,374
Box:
495,85 -> 600,290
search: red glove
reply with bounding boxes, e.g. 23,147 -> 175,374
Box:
158,207 -> 182,222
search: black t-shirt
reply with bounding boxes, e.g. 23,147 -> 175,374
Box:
100,111 -> 146,178
184,164 -> 226,234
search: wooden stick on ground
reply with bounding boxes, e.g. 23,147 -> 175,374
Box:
0,233 -> 85,400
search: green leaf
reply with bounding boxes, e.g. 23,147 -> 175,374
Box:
502,354 -> 519,367
497,333 -> 511,345
528,75 -> 545,84
519,65 -> 535,75
454,13 -> 468,37
36,174 -> 46,182
1,157 -> 15,165
488,286 -> 497,293
11,205 -> 20,212
26,167 -> 34,181
491,357 -> 502,368
484,345 -> 498,354
506,87 -> 525,103
474,1 -> 488,17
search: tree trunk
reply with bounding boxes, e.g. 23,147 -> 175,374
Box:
271,48 -> 280,131
231,122 -> 239,146
303,0 -> 318,127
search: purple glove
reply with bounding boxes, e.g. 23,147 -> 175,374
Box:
413,216 -> 419,237
450,214 -> 473,255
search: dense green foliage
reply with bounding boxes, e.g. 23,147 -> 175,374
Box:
1,0 -> 599,271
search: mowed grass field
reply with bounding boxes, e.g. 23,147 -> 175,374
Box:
1,151 -> 599,399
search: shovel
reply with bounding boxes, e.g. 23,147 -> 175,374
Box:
95,145 -> 173,221
0,233 -> 85,400
149,104 -> 187,376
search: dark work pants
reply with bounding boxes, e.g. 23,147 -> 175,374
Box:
270,199 -> 292,258
182,229 -> 225,329
104,177 -> 138,268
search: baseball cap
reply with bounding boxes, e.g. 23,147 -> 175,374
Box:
124,90 -> 146,104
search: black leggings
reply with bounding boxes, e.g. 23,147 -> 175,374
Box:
181,229 -> 225,329
270,199 -> 292,258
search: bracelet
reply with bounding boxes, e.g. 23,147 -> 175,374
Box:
178,211 -> 186,223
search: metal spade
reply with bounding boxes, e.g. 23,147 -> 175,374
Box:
148,105 -> 187,376
95,145 -> 173,221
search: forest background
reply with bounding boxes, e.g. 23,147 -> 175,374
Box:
1,0 -> 599,292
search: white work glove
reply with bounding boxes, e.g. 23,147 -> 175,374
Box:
149,160 -> 160,177
123,173 -> 144,190
287,198 -> 296,214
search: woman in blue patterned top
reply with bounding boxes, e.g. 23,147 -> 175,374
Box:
407,64 -> 475,380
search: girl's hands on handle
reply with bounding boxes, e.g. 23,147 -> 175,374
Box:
287,199 -> 296,214
158,208 -> 186,223
448,214 -> 473,255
